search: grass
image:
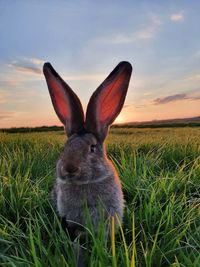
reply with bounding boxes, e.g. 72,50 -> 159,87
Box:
0,127 -> 200,266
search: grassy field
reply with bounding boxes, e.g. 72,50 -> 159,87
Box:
0,127 -> 200,267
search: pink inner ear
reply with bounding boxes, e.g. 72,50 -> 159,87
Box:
98,74 -> 126,123
48,77 -> 70,124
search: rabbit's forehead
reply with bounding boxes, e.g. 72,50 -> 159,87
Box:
68,133 -> 97,146
82,133 -> 97,144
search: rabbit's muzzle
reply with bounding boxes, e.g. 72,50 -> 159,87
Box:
59,134 -> 94,179
59,148 -> 86,181
61,164 -> 80,177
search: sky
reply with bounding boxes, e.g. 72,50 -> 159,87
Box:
0,0 -> 200,128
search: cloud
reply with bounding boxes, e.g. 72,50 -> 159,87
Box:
154,94 -> 188,104
123,104 -> 133,109
104,28 -> 155,45
153,92 -> 200,105
170,12 -> 183,22
143,92 -> 152,96
11,63 -> 42,74
185,74 -> 200,82
28,58 -> 44,65
0,111 -> 15,120
8,57 -> 44,75
135,104 -> 146,109
136,14 -> 162,40
98,14 -> 162,44
7,57 -> 106,81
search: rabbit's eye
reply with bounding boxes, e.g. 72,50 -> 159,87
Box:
90,144 -> 97,153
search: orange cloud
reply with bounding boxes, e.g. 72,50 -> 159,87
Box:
0,111 -> 15,120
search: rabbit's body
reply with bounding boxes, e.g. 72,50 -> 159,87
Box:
43,61 -> 132,240
53,166 -> 123,229
51,133 -> 124,231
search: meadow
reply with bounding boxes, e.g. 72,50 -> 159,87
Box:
0,127 -> 200,267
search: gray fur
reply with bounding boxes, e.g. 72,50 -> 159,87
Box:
51,133 -> 124,231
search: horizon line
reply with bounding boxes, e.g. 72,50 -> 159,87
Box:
1,115 -> 199,130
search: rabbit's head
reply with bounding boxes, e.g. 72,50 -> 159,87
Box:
43,62 -> 132,184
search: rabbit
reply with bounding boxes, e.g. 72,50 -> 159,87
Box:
43,61 -> 132,240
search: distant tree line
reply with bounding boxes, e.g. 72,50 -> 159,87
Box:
112,122 -> 200,129
0,122 -> 200,133
0,126 -> 63,133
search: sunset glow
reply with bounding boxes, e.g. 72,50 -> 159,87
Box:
0,1 -> 200,128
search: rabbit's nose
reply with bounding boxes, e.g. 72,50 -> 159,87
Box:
64,165 -> 79,174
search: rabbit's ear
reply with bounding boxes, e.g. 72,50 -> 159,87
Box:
43,63 -> 84,136
85,61 -> 132,142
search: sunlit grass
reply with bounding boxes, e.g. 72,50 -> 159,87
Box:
0,127 -> 200,266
